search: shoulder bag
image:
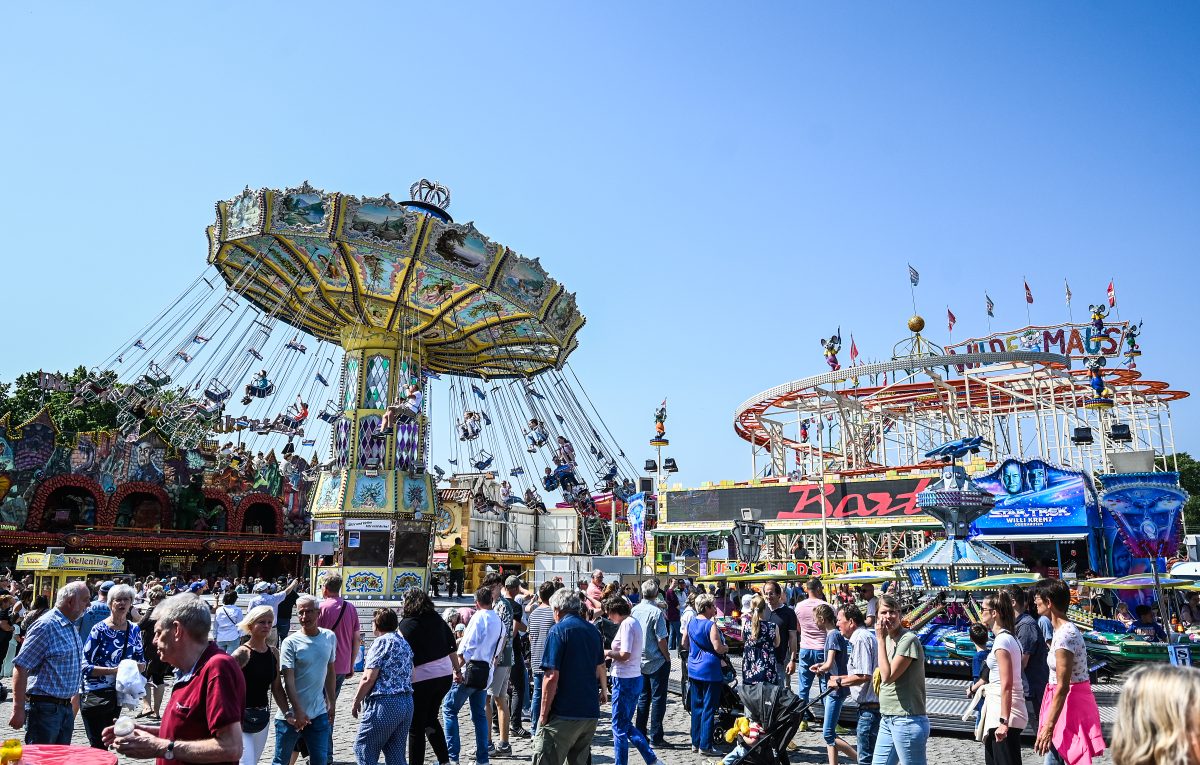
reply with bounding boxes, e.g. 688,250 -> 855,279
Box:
463,615 -> 504,689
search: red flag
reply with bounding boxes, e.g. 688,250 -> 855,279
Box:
1024,280 -> 1034,304
1107,281 -> 1116,307
849,335 -> 859,364
947,308 -> 957,333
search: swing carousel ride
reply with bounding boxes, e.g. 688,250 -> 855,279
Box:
58,181 -> 635,595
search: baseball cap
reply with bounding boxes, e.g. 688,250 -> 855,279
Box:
188,582 -> 205,593
505,575 -> 521,588
253,581 -> 271,593
455,623 -> 466,633
99,580 -> 116,593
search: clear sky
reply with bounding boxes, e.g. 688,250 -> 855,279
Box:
2,3 -> 1197,488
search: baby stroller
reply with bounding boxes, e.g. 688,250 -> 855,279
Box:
723,684 -> 819,765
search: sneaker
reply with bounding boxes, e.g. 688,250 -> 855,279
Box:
651,738 -> 675,749
492,742 -> 512,756
698,749 -> 721,758
835,724 -> 853,735
799,720 -> 811,732
511,728 -> 530,739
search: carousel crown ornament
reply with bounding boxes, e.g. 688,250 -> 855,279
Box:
409,179 -> 451,211
1083,354 -> 1114,409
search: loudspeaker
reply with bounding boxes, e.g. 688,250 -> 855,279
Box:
638,477 -> 654,495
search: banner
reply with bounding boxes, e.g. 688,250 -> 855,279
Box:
1100,473 -> 1187,558
970,458 -> 1097,536
627,491 -> 647,557
666,477 -> 932,524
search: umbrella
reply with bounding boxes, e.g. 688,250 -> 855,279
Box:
1084,574 -> 1191,589
950,572 -> 1042,591
826,570 -> 899,585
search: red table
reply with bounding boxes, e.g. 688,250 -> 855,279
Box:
14,745 -> 117,765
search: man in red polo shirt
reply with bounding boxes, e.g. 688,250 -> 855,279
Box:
106,594 -> 246,765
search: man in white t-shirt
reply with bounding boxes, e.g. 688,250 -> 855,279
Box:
605,597 -> 660,765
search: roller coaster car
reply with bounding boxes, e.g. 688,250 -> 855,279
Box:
204,381 -> 232,403
472,451 -> 494,471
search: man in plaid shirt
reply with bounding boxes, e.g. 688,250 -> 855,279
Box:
9,581 -> 91,744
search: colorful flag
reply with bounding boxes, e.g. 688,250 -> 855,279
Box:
1065,279 -> 1072,307
471,383 -> 487,400
908,264 -> 920,286
1024,280 -> 1034,304
947,308 -> 957,333
849,336 -> 859,364
1107,280 -> 1116,307
985,294 -> 994,318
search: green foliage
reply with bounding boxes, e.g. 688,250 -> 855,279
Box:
1175,452 -> 1200,533
0,366 -> 120,438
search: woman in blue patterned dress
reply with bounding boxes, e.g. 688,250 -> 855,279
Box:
81,583 -> 146,748
741,595 -> 780,686
352,607 -> 415,765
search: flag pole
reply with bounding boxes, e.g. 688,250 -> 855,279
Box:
1111,276 -> 1121,322
986,292 -> 992,333
1024,276 -> 1032,325
1066,278 -> 1074,323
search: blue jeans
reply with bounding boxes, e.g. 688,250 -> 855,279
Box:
823,692 -> 848,746
443,681 -> 489,764
856,706 -> 881,765
667,620 -> 681,650
796,648 -> 827,716
530,671 -> 544,733
870,714 -> 929,765
613,676 -> 657,765
272,712 -> 332,765
689,679 -> 722,750
23,701 -> 74,745
635,660 -> 670,741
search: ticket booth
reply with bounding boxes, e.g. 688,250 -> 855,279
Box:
17,552 -> 124,597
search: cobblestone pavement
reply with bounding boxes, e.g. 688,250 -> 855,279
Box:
5,656 -> 1112,765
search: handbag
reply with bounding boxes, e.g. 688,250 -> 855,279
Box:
463,660 -> 491,690
242,707 -> 270,734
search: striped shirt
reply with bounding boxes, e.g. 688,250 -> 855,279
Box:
527,604 -> 555,674
14,608 -> 84,699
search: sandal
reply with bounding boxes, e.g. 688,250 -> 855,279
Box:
136,710 -> 152,719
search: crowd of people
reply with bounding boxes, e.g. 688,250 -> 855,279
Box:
6,568 -> 1200,765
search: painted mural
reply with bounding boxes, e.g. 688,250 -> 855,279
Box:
0,408 -> 315,537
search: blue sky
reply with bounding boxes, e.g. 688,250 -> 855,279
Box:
2,3 -> 1197,488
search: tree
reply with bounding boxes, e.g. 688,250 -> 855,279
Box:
0,366 -> 120,438
1175,452 -> 1200,534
